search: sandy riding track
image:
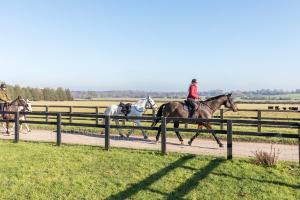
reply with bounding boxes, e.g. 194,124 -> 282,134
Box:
0,130 -> 298,161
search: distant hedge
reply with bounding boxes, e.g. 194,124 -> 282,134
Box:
1,82 -> 73,101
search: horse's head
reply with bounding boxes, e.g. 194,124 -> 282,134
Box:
15,97 -> 32,112
25,99 -> 33,112
224,93 -> 238,112
145,96 -> 158,110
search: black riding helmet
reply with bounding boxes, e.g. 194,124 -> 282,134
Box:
191,79 -> 197,83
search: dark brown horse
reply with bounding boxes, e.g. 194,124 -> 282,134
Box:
152,93 -> 238,147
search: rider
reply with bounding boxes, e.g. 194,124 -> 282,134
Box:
187,79 -> 199,118
0,83 -> 11,112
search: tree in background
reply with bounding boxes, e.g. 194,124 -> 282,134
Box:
0,81 -> 73,101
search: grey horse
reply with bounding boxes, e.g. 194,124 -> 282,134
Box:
1,96 -> 32,135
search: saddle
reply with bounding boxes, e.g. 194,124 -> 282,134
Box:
119,102 -> 132,117
183,100 -> 202,118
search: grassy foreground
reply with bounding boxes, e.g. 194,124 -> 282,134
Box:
0,141 -> 299,200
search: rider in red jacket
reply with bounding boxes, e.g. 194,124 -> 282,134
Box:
187,79 -> 199,117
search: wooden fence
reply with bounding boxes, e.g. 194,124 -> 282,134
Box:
1,111 -> 299,165
29,105 -> 300,132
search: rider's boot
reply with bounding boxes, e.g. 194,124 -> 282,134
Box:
190,108 -> 196,118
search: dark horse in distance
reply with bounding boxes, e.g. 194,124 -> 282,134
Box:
152,93 -> 238,147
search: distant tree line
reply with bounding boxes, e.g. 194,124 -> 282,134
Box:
72,89 -> 300,100
1,82 -> 73,101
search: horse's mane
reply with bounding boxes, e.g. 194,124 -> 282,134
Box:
204,94 -> 227,102
9,97 -> 19,105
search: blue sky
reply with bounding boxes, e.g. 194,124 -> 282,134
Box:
0,0 -> 299,91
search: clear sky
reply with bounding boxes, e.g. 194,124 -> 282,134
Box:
0,0 -> 299,91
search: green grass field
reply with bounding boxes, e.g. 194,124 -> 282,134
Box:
0,140 -> 299,200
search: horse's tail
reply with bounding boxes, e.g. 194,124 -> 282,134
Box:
151,104 -> 166,127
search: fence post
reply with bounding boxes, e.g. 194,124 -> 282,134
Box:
46,106 -> 49,122
161,117 -> 167,155
56,113 -> 62,146
220,109 -> 224,130
298,124 -> 300,166
69,106 -> 73,124
105,115 -> 110,151
257,110 -> 262,132
227,120 -> 233,160
14,112 -> 20,143
96,107 -> 99,126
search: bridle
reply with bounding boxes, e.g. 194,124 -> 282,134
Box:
21,103 -> 30,112
133,97 -> 157,113
146,97 -> 157,110
200,101 -> 214,111
226,95 -> 236,111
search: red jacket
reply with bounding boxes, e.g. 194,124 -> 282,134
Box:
188,84 -> 198,99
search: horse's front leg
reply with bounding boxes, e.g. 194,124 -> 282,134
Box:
205,123 -> 223,148
10,123 -> 15,132
132,120 -> 148,140
188,124 -> 203,146
24,123 -> 31,133
6,122 -> 10,135
174,121 -> 184,145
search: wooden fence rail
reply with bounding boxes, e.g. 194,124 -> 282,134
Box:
29,105 -> 300,132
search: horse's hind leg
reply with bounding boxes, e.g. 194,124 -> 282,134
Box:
135,121 -> 148,140
2,122 -> 6,132
155,125 -> 162,143
126,121 -> 136,139
188,124 -> 203,146
174,121 -> 183,145
115,120 -> 125,138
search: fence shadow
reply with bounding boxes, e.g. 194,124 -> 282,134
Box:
212,172 -> 300,189
166,158 -> 225,199
105,154 -> 195,200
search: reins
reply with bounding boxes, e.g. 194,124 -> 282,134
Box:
200,101 -> 214,112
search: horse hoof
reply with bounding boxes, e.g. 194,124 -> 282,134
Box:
126,134 -> 130,138
180,141 -> 184,145
188,141 -> 192,146
155,140 -> 159,144
144,136 -> 148,140
120,134 -> 125,138
219,144 -> 224,148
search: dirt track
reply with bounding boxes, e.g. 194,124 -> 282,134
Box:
0,130 -> 298,161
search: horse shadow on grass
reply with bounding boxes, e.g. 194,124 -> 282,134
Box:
61,130 -> 151,143
106,155 -> 225,200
